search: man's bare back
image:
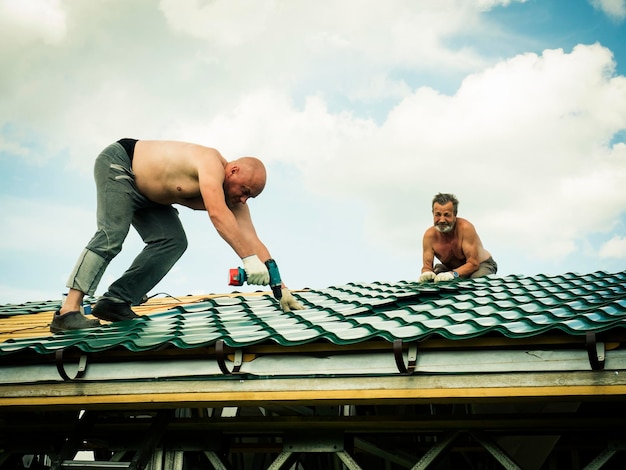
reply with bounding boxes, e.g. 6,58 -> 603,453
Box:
132,140 -> 227,209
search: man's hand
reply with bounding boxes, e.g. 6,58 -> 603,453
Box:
434,271 -> 456,283
419,271 -> 436,283
243,255 -> 270,285
280,289 -> 304,312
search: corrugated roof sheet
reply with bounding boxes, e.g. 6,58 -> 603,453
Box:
1,270 -> 625,356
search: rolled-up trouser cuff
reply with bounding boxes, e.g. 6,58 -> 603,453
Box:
66,248 -> 109,296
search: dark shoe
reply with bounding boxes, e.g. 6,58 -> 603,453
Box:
92,298 -> 139,322
50,310 -> 101,333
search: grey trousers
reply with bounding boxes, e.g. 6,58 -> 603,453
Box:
434,256 -> 498,279
66,142 -> 188,305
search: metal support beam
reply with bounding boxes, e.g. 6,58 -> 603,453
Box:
335,450 -> 363,470
203,451 -> 229,470
355,437 -> 415,468
411,432 -> 459,470
470,431 -> 521,470
54,412 -> 170,470
583,448 -> 618,470
266,451 -> 294,470
161,450 -> 183,470
267,433 -> 362,470
147,449 -> 163,470
50,410 -> 98,470
128,412 -> 169,470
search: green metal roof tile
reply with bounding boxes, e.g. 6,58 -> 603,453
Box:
500,320 -> 546,336
440,321 -> 484,337
472,316 -> 500,328
421,317 -> 454,329
0,296 -> 98,317
447,311 -> 480,322
376,323 -> 427,340
170,333 -> 220,348
581,311 -> 607,323
324,325 -> 377,342
600,303 -> 626,317
1,270 -> 626,356
352,315 -> 400,330
489,310 -> 524,322
559,318 -> 591,333
525,313 -> 558,325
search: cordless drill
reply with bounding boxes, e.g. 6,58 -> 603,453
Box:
228,258 -> 283,299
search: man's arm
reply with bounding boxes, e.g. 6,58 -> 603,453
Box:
230,202 -> 305,312
418,230 -> 437,282
421,229 -> 436,273
228,202 -> 271,262
199,166 -> 270,285
177,197 -> 206,211
198,158 -> 257,259
456,220 -> 481,278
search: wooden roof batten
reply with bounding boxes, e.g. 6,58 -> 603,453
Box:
2,368 -> 626,410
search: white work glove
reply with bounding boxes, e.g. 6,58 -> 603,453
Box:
419,271 -> 436,283
242,255 -> 270,285
280,289 -> 305,312
434,271 -> 456,283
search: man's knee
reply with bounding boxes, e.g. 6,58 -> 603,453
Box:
174,233 -> 188,256
470,260 -> 497,279
433,263 -> 447,274
166,231 -> 188,258
470,270 -> 487,279
87,230 -> 126,261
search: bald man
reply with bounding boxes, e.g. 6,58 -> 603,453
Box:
51,139 -> 303,332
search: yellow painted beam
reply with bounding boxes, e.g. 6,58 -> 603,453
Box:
3,384 -> 626,409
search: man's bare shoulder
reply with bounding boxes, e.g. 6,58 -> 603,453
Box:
456,218 -> 477,232
423,225 -> 438,240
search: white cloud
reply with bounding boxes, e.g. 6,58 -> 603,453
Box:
0,0 -> 531,175
477,0 -> 527,8
1,0 -> 625,303
157,0 -> 517,79
159,0 -> 275,47
0,284 -> 59,305
0,196 -> 93,253
590,0 -> 626,21
599,235 -> 626,258
194,43 -> 626,262
0,0 -> 67,44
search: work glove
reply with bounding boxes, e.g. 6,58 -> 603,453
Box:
243,255 -> 270,285
419,271 -> 436,283
280,288 -> 305,312
434,271 -> 456,283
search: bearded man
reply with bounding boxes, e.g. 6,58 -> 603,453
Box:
419,193 -> 497,283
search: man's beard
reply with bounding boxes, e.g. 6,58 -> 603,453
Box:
435,222 -> 454,233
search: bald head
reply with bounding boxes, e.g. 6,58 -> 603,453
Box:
235,157 -> 266,194
223,156 -> 267,205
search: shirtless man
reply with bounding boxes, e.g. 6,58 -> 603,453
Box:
51,138 -> 303,332
419,193 -> 497,283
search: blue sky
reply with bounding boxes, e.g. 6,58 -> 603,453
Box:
1,0 -> 625,304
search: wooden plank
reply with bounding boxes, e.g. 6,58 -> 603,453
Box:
0,292 -> 238,343
2,371 -> 626,409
